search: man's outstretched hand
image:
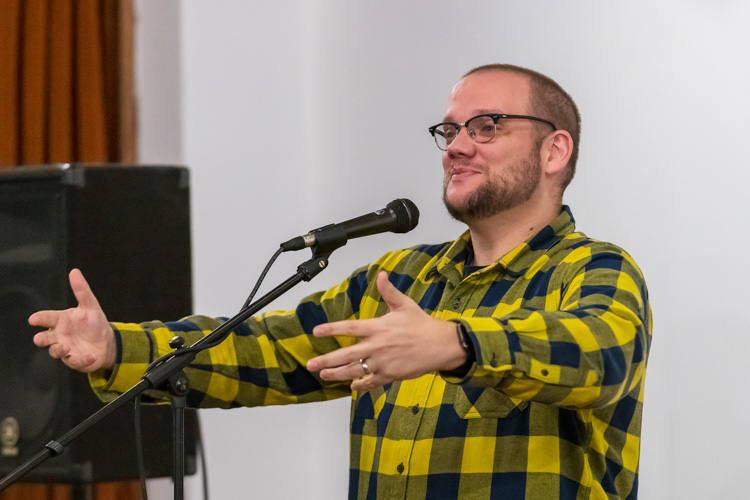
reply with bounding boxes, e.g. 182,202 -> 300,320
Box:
307,271 -> 467,391
29,269 -> 116,373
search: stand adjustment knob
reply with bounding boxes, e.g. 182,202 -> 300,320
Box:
169,336 -> 185,350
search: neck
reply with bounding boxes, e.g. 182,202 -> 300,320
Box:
465,199 -> 561,266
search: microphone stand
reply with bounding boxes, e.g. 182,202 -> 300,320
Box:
0,248 -> 334,499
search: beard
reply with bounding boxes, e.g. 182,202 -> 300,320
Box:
443,153 -> 541,223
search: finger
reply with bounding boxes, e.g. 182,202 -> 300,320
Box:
66,353 -> 98,372
33,331 -> 56,348
319,360 -> 368,382
312,318 -> 372,338
48,343 -> 70,359
376,271 -> 410,310
351,373 -> 378,392
28,310 -> 61,329
307,346 -> 363,372
69,268 -> 102,310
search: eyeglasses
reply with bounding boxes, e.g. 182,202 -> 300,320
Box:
428,113 -> 557,151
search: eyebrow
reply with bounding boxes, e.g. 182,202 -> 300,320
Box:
442,109 -> 505,123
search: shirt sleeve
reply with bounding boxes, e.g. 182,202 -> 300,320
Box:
447,244 -> 652,410
88,268 -> 372,408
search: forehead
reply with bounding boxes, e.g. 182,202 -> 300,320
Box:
444,70 -> 532,120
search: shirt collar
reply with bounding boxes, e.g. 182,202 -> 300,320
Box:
433,206 -> 577,281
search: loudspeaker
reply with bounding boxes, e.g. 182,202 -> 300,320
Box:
0,164 -> 199,484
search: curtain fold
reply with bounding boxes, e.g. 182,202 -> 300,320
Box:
0,0 -> 138,498
0,0 -> 21,163
0,0 -> 135,168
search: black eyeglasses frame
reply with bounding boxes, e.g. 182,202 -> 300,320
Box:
428,113 -> 557,150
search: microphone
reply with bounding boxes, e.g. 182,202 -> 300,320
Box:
280,199 -> 419,252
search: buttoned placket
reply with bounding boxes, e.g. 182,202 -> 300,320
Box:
385,262 -> 473,498
385,374 -> 436,498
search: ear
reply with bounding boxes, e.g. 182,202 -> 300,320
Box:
540,130 -> 573,177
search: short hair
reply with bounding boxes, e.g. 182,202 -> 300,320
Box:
464,64 -> 581,191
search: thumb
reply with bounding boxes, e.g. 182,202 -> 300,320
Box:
376,271 -> 411,311
69,269 -> 102,310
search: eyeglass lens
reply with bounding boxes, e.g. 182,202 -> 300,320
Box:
434,115 -> 496,149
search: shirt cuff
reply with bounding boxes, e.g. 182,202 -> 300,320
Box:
88,322 -> 155,401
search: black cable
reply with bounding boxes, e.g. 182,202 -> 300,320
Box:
134,394 -> 149,500
242,246 -> 283,308
143,246 -> 286,374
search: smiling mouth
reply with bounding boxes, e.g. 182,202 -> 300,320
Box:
449,166 -> 481,180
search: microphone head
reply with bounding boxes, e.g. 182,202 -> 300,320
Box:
386,198 -> 420,233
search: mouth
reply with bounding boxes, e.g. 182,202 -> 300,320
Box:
448,164 -> 482,182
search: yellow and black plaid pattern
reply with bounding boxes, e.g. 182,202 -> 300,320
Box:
90,207 -> 651,499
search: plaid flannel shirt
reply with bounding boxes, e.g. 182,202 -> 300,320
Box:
90,206 -> 651,499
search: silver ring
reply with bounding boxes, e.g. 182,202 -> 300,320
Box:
359,358 -> 371,376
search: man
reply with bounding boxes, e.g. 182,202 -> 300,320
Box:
31,64 -> 651,499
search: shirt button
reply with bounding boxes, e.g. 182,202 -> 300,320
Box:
452,297 -> 462,309
541,369 -> 549,377
411,404 -> 419,415
397,463 -> 405,474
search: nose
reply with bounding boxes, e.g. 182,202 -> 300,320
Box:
445,126 -> 475,156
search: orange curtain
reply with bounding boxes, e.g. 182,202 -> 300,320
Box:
0,0 -> 135,168
0,483 -> 142,500
0,0 -> 139,498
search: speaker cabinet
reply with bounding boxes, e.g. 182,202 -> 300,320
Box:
0,164 -> 199,483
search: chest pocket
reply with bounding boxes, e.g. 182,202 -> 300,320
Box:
451,385 -> 528,419
351,384 -> 388,421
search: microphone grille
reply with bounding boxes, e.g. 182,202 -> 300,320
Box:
387,198 -> 420,233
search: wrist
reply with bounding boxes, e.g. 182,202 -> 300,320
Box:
441,322 -> 475,377
455,322 -> 470,352
103,324 -> 117,369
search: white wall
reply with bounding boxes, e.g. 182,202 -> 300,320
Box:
135,1 -> 750,498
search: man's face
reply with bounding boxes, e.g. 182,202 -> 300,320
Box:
441,71 -> 543,223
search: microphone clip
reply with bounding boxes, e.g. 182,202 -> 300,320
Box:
306,224 -> 348,254
280,223 -> 349,255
